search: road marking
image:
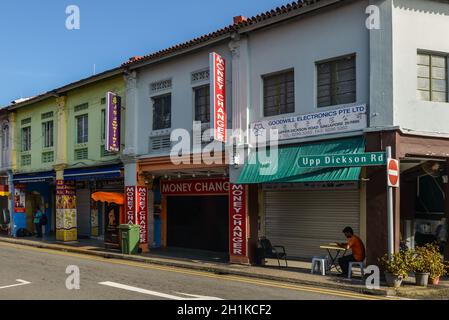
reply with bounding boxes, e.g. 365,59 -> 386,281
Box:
99,281 -> 222,300
0,242 -> 395,300
0,279 -> 31,290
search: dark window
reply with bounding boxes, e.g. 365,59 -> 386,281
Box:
317,55 -> 356,107
42,121 -> 54,148
21,127 -> 31,152
152,95 -> 171,130
194,85 -> 210,123
101,109 -> 106,140
417,52 -> 448,102
2,125 -> 9,149
263,71 -> 295,117
76,114 -> 88,144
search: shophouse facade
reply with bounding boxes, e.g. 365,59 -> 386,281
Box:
123,0 -> 449,265
122,36 -> 236,256
0,106 -> 14,235
231,0 -> 449,264
7,68 -> 126,245
4,0 -> 448,266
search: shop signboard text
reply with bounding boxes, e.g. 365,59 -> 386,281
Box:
106,92 -> 121,153
210,52 -> 227,143
229,184 -> 247,257
297,152 -> 386,168
250,105 -> 367,142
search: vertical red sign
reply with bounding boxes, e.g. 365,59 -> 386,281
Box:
229,184 -> 247,257
125,186 -> 136,224
136,186 -> 148,244
210,52 -> 226,143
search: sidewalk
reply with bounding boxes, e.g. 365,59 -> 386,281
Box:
1,235 -> 448,299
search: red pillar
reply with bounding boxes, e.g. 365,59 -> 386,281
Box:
229,184 -> 251,264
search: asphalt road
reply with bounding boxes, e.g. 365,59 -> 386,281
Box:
0,242 -> 387,301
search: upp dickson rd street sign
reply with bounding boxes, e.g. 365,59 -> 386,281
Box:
297,152 -> 387,169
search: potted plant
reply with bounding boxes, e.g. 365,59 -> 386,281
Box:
411,244 -> 438,287
423,243 -> 448,285
379,251 -> 410,288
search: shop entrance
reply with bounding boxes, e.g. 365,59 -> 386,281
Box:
400,159 -> 448,253
167,196 -> 228,252
25,192 -> 44,232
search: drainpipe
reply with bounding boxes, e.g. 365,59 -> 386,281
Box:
7,170 -> 14,237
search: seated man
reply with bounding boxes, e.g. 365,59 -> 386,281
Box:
337,226 -> 366,276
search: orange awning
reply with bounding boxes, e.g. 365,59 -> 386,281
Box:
91,192 -> 124,205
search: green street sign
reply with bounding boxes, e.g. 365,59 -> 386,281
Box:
297,152 -> 387,168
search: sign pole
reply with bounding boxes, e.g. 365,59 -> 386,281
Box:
386,146 -> 394,259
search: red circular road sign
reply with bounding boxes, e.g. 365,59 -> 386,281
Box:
388,159 -> 399,187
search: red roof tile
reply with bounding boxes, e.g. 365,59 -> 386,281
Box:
123,0 -> 331,67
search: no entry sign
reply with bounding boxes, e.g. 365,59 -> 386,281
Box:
387,158 -> 400,188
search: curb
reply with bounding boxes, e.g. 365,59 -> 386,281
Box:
0,237 -> 392,297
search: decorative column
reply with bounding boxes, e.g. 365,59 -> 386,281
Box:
55,177 -> 77,241
229,34 -> 250,146
54,96 -> 77,241
55,96 -> 68,166
8,112 -> 16,236
123,71 -> 138,157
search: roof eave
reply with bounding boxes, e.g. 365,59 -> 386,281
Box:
124,33 -> 232,71
7,67 -> 124,111
124,0 -> 350,70
237,0 -> 350,35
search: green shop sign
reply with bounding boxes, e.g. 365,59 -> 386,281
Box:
297,152 -> 387,168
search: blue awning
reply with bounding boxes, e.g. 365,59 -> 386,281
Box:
13,171 -> 56,184
63,165 -> 123,181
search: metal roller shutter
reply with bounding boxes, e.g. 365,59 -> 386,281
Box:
264,190 -> 360,259
76,189 -> 91,237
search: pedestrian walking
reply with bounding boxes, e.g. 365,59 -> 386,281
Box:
435,218 -> 448,254
33,206 -> 44,238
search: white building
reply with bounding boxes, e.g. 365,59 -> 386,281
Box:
123,0 -> 449,263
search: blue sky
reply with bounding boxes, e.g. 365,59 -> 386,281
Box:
0,0 -> 291,106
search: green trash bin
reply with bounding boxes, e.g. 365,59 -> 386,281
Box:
118,224 -> 140,254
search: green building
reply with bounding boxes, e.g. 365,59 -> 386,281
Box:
8,68 -> 125,242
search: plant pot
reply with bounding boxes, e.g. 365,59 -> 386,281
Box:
385,272 -> 403,288
430,277 -> 440,285
414,272 -> 429,287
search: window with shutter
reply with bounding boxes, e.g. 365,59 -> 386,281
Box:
417,52 -> 448,102
263,71 -> 295,117
152,94 -> 171,130
317,55 -> 356,108
194,85 -> 210,123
